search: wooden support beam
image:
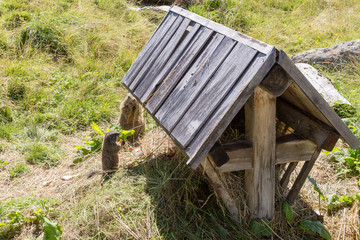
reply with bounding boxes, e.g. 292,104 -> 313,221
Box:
280,162 -> 298,188
244,87 -> 276,219
208,142 -> 230,167
287,148 -> 322,204
261,64 -> 291,97
277,98 -> 340,151
201,156 -> 239,221
212,135 -> 316,172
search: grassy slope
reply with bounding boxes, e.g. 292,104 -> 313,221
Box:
0,0 -> 359,239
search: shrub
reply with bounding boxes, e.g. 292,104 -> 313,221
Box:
7,81 -> 26,100
0,106 -> 13,123
9,163 -> 30,178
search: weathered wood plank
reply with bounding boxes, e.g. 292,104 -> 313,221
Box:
244,87 -> 276,219
260,64 -> 291,97
133,18 -> 192,98
278,50 -> 360,149
286,148 -> 322,204
185,48 -> 276,169
276,134 -> 318,164
129,16 -> 184,91
140,22 -> 201,103
122,12 -> 178,88
208,142 -> 230,167
201,156 -> 239,221
145,27 -> 214,114
172,43 -> 257,147
157,36 -> 236,131
170,6 -> 273,54
215,134 -> 317,172
277,98 -> 340,151
280,162 -> 298,188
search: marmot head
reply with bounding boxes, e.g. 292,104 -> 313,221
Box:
104,130 -> 120,145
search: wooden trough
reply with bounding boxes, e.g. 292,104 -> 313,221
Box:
121,6 -> 360,220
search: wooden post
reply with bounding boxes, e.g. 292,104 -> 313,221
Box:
244,87 -> 276,219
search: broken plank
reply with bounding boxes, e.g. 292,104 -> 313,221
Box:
280,162 -> 298,188
122,12 -> 178,88
172,43 -> 257,147
277,98 -> 340,151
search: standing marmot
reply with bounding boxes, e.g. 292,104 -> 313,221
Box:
88,130 -> 122,181
118,93 -> 145,143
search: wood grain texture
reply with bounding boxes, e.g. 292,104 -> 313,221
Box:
277,98 -> 340,151
172,43 -> 257,147
145,27 -> 214,114
156,36 -> 236,131
140,22 -> 201,103
129,16 -> 184,91
185,48 -> 276,169
244,87 -> 276,220
260,64 -> 291,97
122,12 -> 178,88
280,162 -> 298,188
286,148 -> 322,204
133,18 -> 192,98
170,6 -> 273,54
278,50 -> 360,149
201,157 -> 239,221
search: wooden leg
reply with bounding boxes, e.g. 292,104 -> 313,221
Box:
244,87 -> 276,219
201,156 -> 239,221
286,148 -> 321,204
280,162 -> 298,188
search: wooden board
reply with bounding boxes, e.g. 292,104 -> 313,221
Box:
170,6 -> 273,54
122,12 -> 178,87
156,36 -> 236,131
185,48 -> 276,169
145,27 -> 214,114
139,22 -> 201,103
172,43 -> 257,147
133,17 -> 192,98
244,87 -> 276,220
129,16 -> 185,91
278,50 -> 360,149
277,98 -> 340,151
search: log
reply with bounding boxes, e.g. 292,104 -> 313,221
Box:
244,87 -> 276,219
261,64 -> 291,97
201,157 -> 239,221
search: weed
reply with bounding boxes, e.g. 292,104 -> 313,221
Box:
4,11 -> 31,29
0,106 -> 13,123
23,142 -> 60,168
9,162 -> 30,178
7,81 -> 26,100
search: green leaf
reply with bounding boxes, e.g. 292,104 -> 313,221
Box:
91,122 -> 104,136
326,194 -> 339,205
308,176 -> 325,200
43,217 -> 62,240
344,157 -> 355,167
282,201 -> 293,224
119,129 -> 135,141
339,195 -> 355,205
249,220 -> 272,237
322,147 -> 339,155
300,220 -> 331,240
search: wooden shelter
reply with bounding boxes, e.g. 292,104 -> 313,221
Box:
121,6 -> 360,219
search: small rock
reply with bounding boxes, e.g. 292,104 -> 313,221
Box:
61,175 -> 77,181
42,181 -> 51,187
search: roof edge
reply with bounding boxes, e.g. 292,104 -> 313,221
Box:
277,50 -> 360,149
170,6 -> 273,55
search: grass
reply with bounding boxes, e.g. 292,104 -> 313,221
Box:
0,0 -> 359,239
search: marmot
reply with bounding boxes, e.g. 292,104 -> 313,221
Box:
87,130 -> 122,181
118,93 -> 145,143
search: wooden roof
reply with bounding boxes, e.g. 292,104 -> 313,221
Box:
121,6 -> 360,169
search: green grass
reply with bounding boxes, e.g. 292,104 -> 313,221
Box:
0,0 -> 359,239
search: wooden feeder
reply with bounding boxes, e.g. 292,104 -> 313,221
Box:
121,6 -> 360,220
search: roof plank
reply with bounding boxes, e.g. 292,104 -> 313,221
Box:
145,27 -> 214,114
139,22 -> 201,103
134,18 -> 192,99
129,16 -> 185,91
186,48 -> 276,168
156,36 -> 237,132
170,6 -> 273,54
172,43 -> 258,147
122,12 -> 178,88
277,50 -> 360,149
